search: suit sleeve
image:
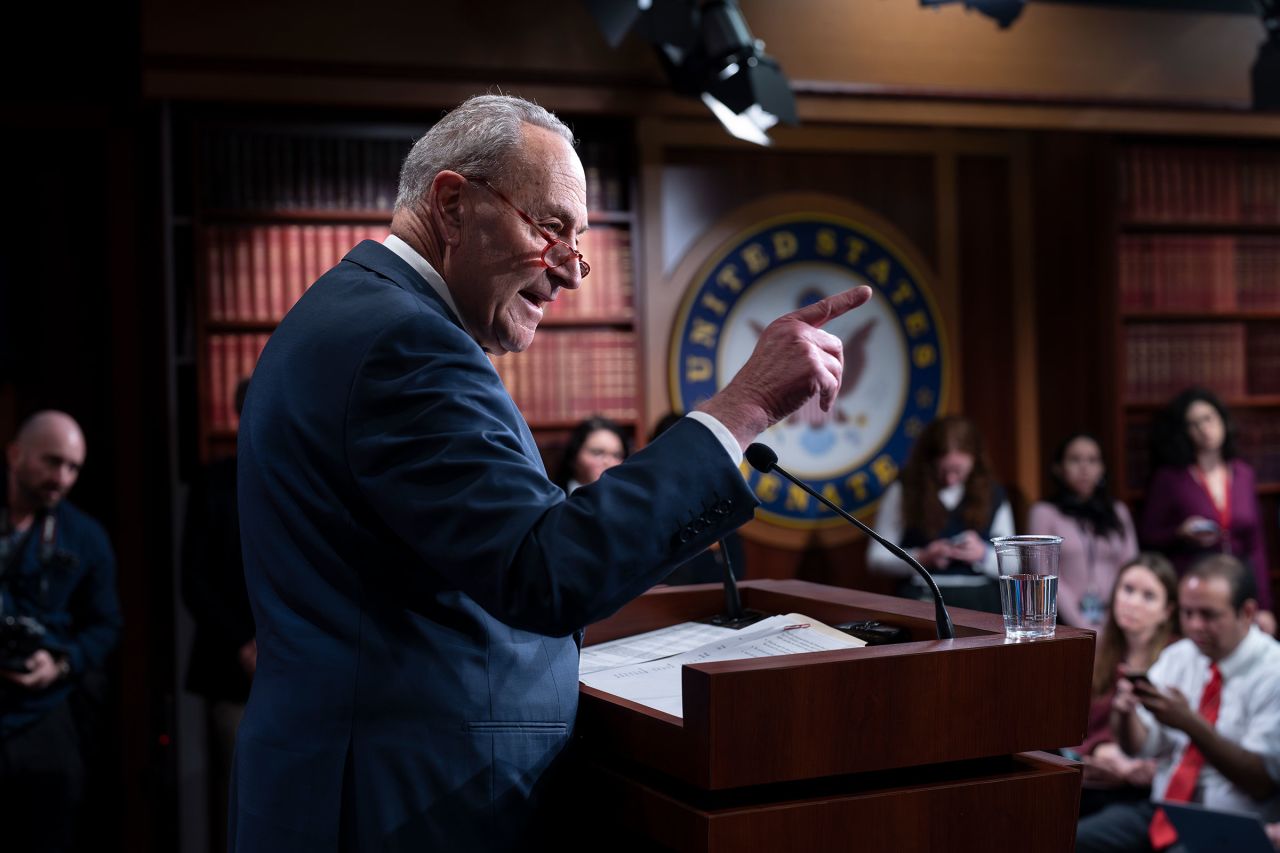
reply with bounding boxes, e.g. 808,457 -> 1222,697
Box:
345,312 -> 759,636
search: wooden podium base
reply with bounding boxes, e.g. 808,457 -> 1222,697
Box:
573,580 -> 1093,852
579,750 -> 1081,852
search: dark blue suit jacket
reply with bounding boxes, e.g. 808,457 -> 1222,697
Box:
230,241 -> 757,851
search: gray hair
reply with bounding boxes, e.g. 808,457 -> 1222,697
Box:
394,94 -> 575,212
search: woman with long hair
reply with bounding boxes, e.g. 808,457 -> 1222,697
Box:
552,415 -> 630,495
1073,553 -> 1178,813
1139,387 -> 1274,632
867,414 -> 1014,612
1028,433 -> 1138,630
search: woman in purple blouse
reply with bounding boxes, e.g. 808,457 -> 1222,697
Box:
1139,388 -> 1275,631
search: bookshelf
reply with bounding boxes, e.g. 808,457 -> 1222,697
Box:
187,118 -> 641,463
1115,141 -> 1280,537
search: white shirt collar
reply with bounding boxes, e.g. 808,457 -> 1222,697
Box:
938,482 -> 964,510
382,234 -> 463,324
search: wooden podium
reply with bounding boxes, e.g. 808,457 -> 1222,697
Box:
573,579 -> 1094,852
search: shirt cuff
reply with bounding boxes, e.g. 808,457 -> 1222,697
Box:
685,411 -> 743,466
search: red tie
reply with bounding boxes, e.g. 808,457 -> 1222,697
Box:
1149,663 -> 1223,850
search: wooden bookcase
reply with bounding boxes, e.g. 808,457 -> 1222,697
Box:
185,116 -> 641,465
1114,141 -> 1280,597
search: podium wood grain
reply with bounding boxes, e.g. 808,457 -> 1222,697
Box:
575,580 -> 1092,851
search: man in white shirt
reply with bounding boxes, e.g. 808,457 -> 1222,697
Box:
1076,553 -> 1280,852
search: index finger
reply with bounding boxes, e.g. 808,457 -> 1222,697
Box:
789,286 -> 873,329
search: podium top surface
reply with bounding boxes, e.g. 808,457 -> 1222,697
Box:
577,579 -> 1095,790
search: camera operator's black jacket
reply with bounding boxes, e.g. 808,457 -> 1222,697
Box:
0,481 -> 122,737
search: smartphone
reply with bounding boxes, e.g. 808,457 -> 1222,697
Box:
949,533 -> 969,546
1187,518 -> 1220,535
1124,671 -> 1153,689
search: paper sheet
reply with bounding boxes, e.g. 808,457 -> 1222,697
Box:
579,620 -> 740,675
579,613 -> 866,718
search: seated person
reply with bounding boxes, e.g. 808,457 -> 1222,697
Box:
1071,553 -> 1178,817
866,415 -> 1013,613
1076,554 -> 1280,852
551,415 -> 629,495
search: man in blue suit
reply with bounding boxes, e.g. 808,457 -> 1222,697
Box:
230,94 -> 870,851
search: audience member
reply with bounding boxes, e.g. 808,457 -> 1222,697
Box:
1140,387 -> 1275,634
182,377 -> 254,853
1072,553 -> 1178,816
0,411 -> 122,853
648,413 -> 745,586
1029,433 -> 1138,630
551,415 -> 629,495
1076,553 -> 1280,852
867,414 -> 1013,612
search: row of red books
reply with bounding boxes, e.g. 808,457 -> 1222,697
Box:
1124,323 -> 1247,402
1246,327 -> 1280,397
206,333 -> 270,431
200,130 -> 631,215
1120,145 -> 1280,224
580,140 -> 628,213
205,224 -> 389,323
1118,236 -> 1280,312
1237,409 -> 1280,485
541,225 -> 633,320
201,131 -> 408,212
490,329 -> 638,423
1125,410 -> 1280,491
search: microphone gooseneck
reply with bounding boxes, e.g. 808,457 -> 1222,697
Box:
745,442 -> 955,640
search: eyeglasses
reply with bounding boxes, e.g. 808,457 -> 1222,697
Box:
468,178 -> 590,279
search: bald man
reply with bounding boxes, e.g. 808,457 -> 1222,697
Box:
1,410 -> 122,853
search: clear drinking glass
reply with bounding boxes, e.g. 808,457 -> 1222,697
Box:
992,535 -> 1062,640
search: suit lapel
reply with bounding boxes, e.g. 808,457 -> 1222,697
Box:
343,240 -> 547,472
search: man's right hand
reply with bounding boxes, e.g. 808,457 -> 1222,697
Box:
697,286 -> 873,451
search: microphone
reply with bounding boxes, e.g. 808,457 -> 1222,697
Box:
707,537 -> 765,629
744,443 -> 955,640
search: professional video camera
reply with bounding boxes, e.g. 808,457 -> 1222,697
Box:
0,614 -> 47,672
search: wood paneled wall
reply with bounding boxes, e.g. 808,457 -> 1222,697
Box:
636,120 -> 1039,586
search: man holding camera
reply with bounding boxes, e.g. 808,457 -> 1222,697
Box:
0,411 -> 122,853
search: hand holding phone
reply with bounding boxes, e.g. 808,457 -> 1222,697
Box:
1123,671 -> 1152,689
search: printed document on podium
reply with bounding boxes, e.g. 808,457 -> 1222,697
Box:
579,614 -> 866,718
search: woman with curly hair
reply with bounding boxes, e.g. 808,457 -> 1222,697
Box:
867,414 -> 1014,612
1139,387 -> 1274,632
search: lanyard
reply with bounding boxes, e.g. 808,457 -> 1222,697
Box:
1190,464 -> 1232,533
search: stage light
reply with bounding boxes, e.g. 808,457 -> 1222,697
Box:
585,0 -> 797,146
919,0 -> 1026,29
1254,0 -> 1280,109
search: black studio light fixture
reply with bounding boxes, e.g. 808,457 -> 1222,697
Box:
918,0 -> 1027,28
585,0 -> 798,145
1255,0 -> 1280,109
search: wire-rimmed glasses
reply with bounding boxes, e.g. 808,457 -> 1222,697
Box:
468,178 -> 590,279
